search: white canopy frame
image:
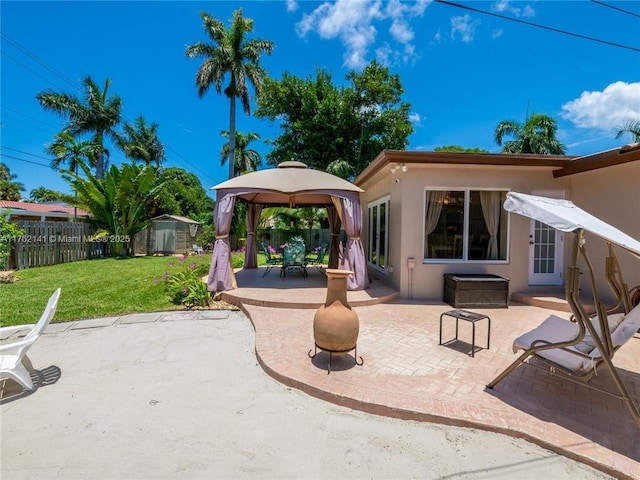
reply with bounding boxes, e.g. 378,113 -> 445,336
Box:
487,192 -> 640,427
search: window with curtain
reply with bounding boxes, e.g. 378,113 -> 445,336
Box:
424,189 -> 508,261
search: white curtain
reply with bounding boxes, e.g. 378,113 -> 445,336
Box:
425,191 -> 446,257
480,191 -> 502,260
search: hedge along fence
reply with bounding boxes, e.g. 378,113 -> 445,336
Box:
8,220 -> 105,270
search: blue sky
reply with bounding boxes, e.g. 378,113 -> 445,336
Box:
2,0 -> 639,200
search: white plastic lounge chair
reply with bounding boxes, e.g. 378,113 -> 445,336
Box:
0,288 -> 61,391
192,244 -> 204,254
486,193 -> 640,427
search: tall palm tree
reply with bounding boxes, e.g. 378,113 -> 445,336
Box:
615,120 -> 640,143
0,164 -> 25,200
220,130 -> 261,175
117,115 -> 166,167
46,130 -> 99,173
36,76 -> 122,179
494,113 -> 566,155
186,9 -> 274,179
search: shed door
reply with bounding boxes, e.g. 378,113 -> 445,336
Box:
155,221 -> 176,253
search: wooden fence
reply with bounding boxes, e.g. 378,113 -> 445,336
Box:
10,220 -> 104,270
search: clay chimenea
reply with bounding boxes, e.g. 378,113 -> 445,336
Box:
308,269 -> 363,373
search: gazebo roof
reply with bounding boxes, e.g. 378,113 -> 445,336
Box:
210,161 -> 364,207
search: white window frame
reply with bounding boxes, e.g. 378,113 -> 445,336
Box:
367,195 -> 390,273
422,187 -> 510,264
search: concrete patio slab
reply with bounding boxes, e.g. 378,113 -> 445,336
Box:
118,313 -> 161,324
0,311 -> 615,480
68,316 -> 118,330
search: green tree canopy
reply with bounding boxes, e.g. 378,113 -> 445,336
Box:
494,113 -> 566,155
66,163 -> 164,257
220,130 -> 262,174
255,61 -> 412,179
0,164 -> 25,201
186,8 -> 274,179
36,76 -> 122,179
29,187 -> 72,203
46,130 -> 100,174
150,167 -> 214,220
434,145 -> 489,153
117,115 -> 166,167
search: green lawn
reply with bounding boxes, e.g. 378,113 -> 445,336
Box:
0,254 -> 219,326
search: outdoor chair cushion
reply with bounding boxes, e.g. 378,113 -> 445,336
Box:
513,304 -> 640,374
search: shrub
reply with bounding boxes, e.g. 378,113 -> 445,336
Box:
156,255 -> 211,308
0,215 -> 24,270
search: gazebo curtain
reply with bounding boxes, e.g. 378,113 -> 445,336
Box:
207,192 -> 236,292
337,193 -> 368,290
209,188 -> 368,291
243,204 -> 263,269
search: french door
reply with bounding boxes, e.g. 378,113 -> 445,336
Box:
368,197 -> 389,271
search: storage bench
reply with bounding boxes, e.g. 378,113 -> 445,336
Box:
443,274 -> 509,309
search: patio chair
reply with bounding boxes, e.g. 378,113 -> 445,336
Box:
192,244 -> 204,255
306,242 -> 328,274
261,242 -> 282,277
0,288 -> 61,391
281,239 -> 307,279
486,192 -> 640,427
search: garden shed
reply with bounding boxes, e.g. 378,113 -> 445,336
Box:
135,214 -> 200,255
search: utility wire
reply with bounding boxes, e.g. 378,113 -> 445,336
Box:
1,33 -> 79,89
0,153 -> 52,169
590,0 -> 640,19
1,51 -> 68,90
434,0 -> 640,53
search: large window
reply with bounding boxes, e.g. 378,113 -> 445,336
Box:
368,197 -> 389,270
424,189 -> 508,262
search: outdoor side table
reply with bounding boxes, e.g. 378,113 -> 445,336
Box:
439,309 -> 491,357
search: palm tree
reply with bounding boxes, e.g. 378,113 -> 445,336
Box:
615,120 -> 640,143
36,76 -> 122,179
220,130 -> 261,175
186,9 -> 274,179
117,115 -> 166,167
46,130 -> 99,173
0,164 -> 25,200
29,187 -> 68,203
494,113 -> 566,155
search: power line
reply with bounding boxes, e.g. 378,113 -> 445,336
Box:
434,0 -> 640,53
1,146 -> 52,162
1,33 -> 79,89
0,153 -> 53,169
590,0 -> 640,19
1,51 -> 68,90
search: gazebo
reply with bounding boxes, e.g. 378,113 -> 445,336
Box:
207,161 -> 367,292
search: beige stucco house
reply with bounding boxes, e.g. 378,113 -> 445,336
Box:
354,144 -> 640,306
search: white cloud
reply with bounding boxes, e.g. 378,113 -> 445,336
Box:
409,112 -> 422,125
492,28 -> 503,40
294,0 -> 428,70
434,29 -> 441,42
285,0 -> 298,13
491,1 -> 535,17
450,14 -> 479,43
560,81 -> 640,132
